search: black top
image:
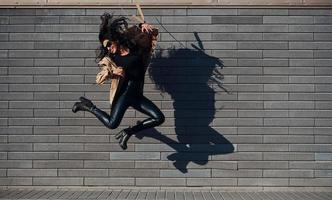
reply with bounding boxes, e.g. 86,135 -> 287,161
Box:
112,53 -> 145,83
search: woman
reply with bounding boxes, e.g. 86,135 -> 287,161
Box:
72,13 -> 165,150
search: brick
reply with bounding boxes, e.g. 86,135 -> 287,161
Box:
290,127 -> 314,135
59,33 -> 98,41
290,144 -> 332,152
238,9 -> 288,15
58,169 -> 108,177
238,144 -> 288,152
85,178 -> 134,186
160,169 -> 210,177
139,8 -> 186,16
110,152 -> 160,160
212,33 -> 262,40
8,152 -> 58,160
239,25 -> 288,33
315,170 -> 332,177
314,50 -> 332,58
290,178 -> 332,186
59,135 -> 108,143
33,178 -> 83,186
263,50 -> 313,58
59,50 -> 95,58
263,170 -> 313,178
84,161 -> 134,169
0,33 -> 8,41
314,16 -> 332,24
238,42 -> 287,50
59,152 -> 109,160
263,152 -> 314,161
316,153 -> 332,161
0,126 -> 32,135
316,119 -> 332,126
290,25 -> 332,32
186,178 -> 236,186
7,169 -> 57,177
0,16 -> 8,24
34,143 -> 83,151
264,118 -> 314,127
212,16 -> 262,24
9,135 -> 58,143
35,58 -> 84,66
0,25 -> 34,32
289,9 -> 332,15
33,160 -> 83,168
9,84 -> 59,92
10,101 -> 59,109
238,178 -> 288,186
0,9 -> 35,16
0,143 -> 32,151
59,16 -> 99,24
10,33 -> 59,41
8,118 -> 58,126
0,178 -> 32,185
263,33 -> 313,41
0,160 -> 32,168
136,178 -> 186,186
239,161 -> 288,169
36,9 -> 85,15
0,42 -> 34,49
188,8 -> 236,15
315,136 -> 332,144
263,16 -> 313,24
10,16 -> 59,24
84,144 -> 134,152
109,169 -> 159,177
35,41 -> 84,49
314,33 -> 332,40
162,16 -> 211,24
213,153 -> 260,162
212,169 -> 262,177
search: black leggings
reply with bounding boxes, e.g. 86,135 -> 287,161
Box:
89,80 -> 165,133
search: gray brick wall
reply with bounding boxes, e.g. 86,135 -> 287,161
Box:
0,7 -> 332,189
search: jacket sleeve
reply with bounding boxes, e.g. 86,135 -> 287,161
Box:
96,56 -> 118,85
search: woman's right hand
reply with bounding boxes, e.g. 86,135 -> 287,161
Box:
113,67 -> 125,77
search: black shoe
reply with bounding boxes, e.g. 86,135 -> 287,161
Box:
72,100 -> 95,113
115,127 -> 135,150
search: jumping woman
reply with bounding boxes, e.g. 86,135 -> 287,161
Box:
72,12 -> 165,150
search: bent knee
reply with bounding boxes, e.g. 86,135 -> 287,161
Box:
156,113 -> 165,125
106,120 -> 121,129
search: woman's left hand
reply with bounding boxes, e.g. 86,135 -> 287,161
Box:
113,67 -> 125,77
141,23 -> 153,33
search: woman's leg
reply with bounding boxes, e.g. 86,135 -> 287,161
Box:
130,95 -> 165,133
89,93 -> 130,129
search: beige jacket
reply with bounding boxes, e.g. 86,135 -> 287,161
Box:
95,56 -> 124,106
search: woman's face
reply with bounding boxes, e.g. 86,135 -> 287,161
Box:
107,41 -> 118,54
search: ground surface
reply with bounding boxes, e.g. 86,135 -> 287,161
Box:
0,189 -> 331,200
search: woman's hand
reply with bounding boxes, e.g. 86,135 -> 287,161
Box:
141,23 -> 153,33
113,67 -> 125,77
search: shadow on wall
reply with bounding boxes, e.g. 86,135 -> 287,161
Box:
136,32 -> 234,173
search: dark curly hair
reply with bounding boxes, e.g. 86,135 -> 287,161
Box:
95,12 -> 136,62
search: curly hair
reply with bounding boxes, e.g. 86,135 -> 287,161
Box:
95,12 -> 136,62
